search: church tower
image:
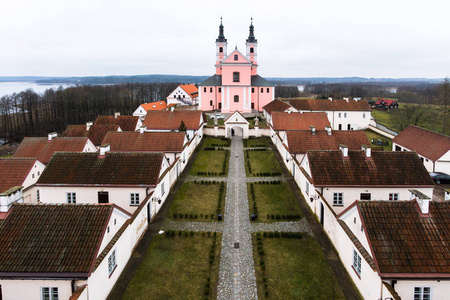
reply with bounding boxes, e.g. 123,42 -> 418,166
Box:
246,18 -> 258,76
215,18 -> 227,75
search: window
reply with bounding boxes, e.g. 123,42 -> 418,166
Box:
250,47 -> 254,53
161,182 -> 165,196
234,54 -> 238,61
389,193 -> 399,201
219,46 -> 223,53
267,88 -> 269,93
363,113 -> 366,118
395,145 -> 401,151
305,182 -> 309,195
37,190 -> 40,202
108,249 -> 117,276
203,87 -> 206,92
98,191 -> 109,204
233,72 -> 240,82
210,100 -> 213,106
333,193 -> 343,206
360,193 -> 371,200
210,87 -> 212,93
261,88 -> 263,93
353,249 -> 361,275
32,174 -> 35,179
414,287 -> 431,300
344,113 -> 347,118
338,124 -> 342,130
218,87 -> 221,93
41,287 -> 58,300
38,171 -> 40,176
66,192 -> 76,204
130,193 -> 140,205
234,95 -> 239,102
252,88 -> 254,93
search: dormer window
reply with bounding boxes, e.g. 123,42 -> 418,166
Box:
234,54 -> 238,61
233,72 -> 240,82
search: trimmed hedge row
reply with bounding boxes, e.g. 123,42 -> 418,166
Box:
266,214 -> 301,220
253,172 -> 281,176
249,183 -> 258,220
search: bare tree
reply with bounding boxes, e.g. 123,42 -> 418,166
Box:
439,77 -> 450,134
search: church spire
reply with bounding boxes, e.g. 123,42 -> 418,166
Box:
246,17 -> 257,43
216,17 -> 227,42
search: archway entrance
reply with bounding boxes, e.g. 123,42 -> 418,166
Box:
224,111 -> 249,139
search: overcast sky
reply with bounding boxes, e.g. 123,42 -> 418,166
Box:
1,0 -> 449,78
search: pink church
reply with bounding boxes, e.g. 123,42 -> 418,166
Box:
199,19 -> 274,113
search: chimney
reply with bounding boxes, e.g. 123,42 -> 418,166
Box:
310,126 -> 316,135
325,126 -> 332,135
409,189 -> 432,214
361,145 -> 371,158
86,121 -> 93,131
328,97 -> 333,101
47,132 -> 57,142
139,125 -> 147,134
171,106 -> 174,112
343,97 -> 349,102
288,110 -> 291,114
99,144 -> 110,156
339,144 -> 348,157
114,112 -> 120,119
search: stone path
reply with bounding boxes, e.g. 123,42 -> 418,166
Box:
162,219 -> 224,232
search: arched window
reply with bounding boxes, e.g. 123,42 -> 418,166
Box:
234,95 -> 239,102
234,54 -> 238,61
219,47 -> 223,53
233,72 -> 240,82
250,47 -> 254,53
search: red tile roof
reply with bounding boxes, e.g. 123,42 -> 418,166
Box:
375,99 -> 397,105
140,101 -> 168,111
37,152 -> 164,186
143,110 -> 204,130
272,112 -> 331,130
262,99 -> 292,115
0,158 -> 37,193
307,150 -> 434,187
63,124 -> 120,146
179,84 -> 198,98
286,130 -> 369,154
95,115 -> 139,131
102,131 -> 186,152
288,98 -> 371,111
0,203 -> 113,275
393,125 -> 450,162
359,201 -> 450,276
13,137 -> 90,164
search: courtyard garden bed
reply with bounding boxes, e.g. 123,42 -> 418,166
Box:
243,137 -> 272,148
248,182 -> 302,221
252,233 -> 345,299
245,149 -> 281,176
123,232 -> 221,300
203,137 -> 231,147
168,181 -> 226,221
189,149 -> 229,176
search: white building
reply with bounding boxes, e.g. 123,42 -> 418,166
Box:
166,84 -> 198,106
392,125 -> 450,173
132,101 -> 168,117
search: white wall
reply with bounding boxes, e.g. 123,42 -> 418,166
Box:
393,142 -> 450,173
22,161 -> 46,189
0,279 -> 73,300
82,140 -> 98,152
394,279 -> 449,300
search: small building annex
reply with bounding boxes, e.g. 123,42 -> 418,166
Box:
132,101 -> 168,117
166,84 -> 198,107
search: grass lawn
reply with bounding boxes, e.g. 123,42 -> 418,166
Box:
203,137 -> 230,147
247,118 -> 268,129
245,150 -> 281,176
206,118 -> 225,126
168,182 -> 225,220
371,109 -> 397,130
365,130 -> 392,151
248,182 -> 302,221
253,235 -> 345,299
244,137 -> 272,148
189,149 -> 229,176
123,233 -> 221,300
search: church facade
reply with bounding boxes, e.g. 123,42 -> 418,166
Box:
198,19 -> 274,113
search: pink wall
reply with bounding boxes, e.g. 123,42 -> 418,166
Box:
222,64 -> 252,86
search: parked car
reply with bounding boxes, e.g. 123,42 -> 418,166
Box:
215,114 -> 224,119
430,172 -> 450,184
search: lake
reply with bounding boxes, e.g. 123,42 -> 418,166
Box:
0,82 -> 72,98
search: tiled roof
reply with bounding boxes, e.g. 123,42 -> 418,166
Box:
375,99 -> 397,105
140,101 -> 167,111
102,131 -> 186,152
0,158 -> 37,193
0,204 -> 113,275
288,99 -> 371,111
143,110 -> 204,130
37,152 -> 164,186
179,84 -> 198,97
286,130 -> 369,154
251,75 -> 275,87
393,125 -> 450,161
359,201 -> 450,275
95,115 -> 139,131
69,285 -> 87,300
262,99 -> 292,115
308,150 -> 434,187
63,124 -> 120,146
272,112 -> 331,130
199,75 -> 222,86
13,137 -> 90,164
